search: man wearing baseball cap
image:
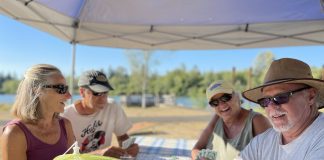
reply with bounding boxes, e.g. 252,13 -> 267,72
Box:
62,70 -> 139,158
192,80 -> 270,160
238,58 -> 324,160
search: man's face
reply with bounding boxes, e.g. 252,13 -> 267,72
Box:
262,83 -> 314,133
82,88 -> 108,110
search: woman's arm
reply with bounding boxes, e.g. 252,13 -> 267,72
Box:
1,124 -> 27,160
191,113 -> 218,159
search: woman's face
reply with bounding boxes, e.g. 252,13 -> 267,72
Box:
211,92 -> 240,119
39,73 -> 71,115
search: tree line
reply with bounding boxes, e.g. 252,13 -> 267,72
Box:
1,52 -> 323,108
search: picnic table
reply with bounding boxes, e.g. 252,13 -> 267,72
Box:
134,136 -> 196,160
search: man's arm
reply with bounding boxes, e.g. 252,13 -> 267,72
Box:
117,134 -> 129,147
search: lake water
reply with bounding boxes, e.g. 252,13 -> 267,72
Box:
0,94 -> 196,108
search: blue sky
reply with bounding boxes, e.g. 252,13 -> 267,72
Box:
1,15 -> 324,78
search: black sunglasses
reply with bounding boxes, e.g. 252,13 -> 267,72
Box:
209,93 -> 233,107
257,86 -> 311,108
82,86 -> 108,97
43,84 -> 69,94
91,90 -> 108,97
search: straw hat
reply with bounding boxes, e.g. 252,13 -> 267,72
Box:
242,58 -> 324,108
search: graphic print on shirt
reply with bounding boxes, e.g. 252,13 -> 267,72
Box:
80,120 -> 106,152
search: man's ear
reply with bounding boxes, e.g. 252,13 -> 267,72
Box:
308,88 -> 317,105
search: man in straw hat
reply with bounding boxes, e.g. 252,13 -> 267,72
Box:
238,58 -> 324,160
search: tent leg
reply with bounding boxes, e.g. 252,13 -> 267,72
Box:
69,43 -> 76,104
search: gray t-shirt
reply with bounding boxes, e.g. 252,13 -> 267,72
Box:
239,113 -> 324,160
207,110 -> 257,160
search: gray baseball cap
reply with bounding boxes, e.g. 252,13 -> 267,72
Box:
78,70 -> 114,92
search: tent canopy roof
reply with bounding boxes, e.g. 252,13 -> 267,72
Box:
1,0 -> 324,50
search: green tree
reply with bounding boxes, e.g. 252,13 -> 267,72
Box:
1,79 -> 20,94
252,51 -> 275,87
108,66 -> 129,95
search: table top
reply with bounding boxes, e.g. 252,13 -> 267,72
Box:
134,136 -> 196,160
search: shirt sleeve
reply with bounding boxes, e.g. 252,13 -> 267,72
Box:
113,103 -> 132,136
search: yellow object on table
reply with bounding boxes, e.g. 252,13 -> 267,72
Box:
54,153 -> 118,160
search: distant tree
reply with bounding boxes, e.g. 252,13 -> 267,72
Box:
108,66 -> 129,95
1,79 -> 19,94
252,52 -> 275,87
124,50 -> 156,108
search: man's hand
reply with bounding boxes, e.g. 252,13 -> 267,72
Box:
126,143 -> 139,157
102,146 -> 127,158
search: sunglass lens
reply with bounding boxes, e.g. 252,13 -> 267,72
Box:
209,100 -> 219,107
92,91 -> 108,96
209,94 -> 232,107
220,94 -> 232,102
273,94 -> 290,105
57,85 -> 68,94
257,98 -> 271,108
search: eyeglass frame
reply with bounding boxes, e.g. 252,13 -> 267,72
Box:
43,84 -> 69,94
209,93 -> 234,107
82,86 -> 108,97
257,86 -> 311,108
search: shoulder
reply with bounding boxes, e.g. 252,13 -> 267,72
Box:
310,113 -> 324,133
252,112 -> 268,123
62,103 -> 77,117
251,111 -> 272,136
107,101 -> 123,112
60,117 -> 73,126
2,122 -> 27,145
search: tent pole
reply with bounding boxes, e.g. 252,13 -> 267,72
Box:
69,43 -> 76,104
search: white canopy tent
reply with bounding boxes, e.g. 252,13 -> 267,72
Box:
1,0 -> 324,49
1,0 -> 324,94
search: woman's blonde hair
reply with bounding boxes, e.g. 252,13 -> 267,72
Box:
11,64 -> 62,122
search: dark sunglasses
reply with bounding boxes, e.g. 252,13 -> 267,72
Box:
91,91 -> 108,97
82,86 -> 108,97
43,84 -> 69,94
257,86 -> 311,108
209,93 -> 233,107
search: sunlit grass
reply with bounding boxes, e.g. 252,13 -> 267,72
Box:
0,104 -> 11,112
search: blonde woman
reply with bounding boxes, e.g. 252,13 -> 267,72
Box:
1,64 -> 75,160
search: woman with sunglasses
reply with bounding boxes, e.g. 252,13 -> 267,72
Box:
192,80 -> 271,160
1,64 -> 75,160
